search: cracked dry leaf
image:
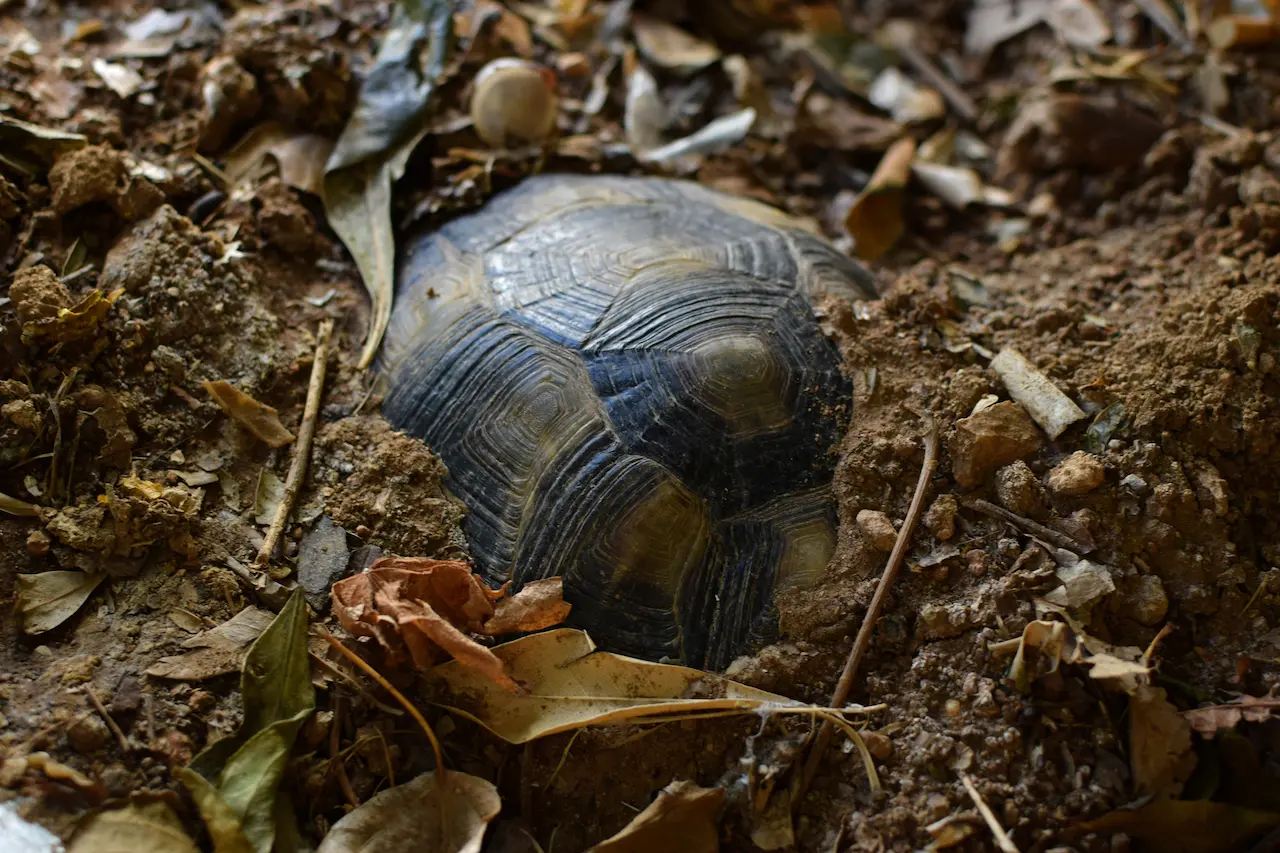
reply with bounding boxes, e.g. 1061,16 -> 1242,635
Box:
587,780 -> 724,853
1184,692 -> 1280,738
845,136 -> 915,261
204,380 -> 295,448
15,570 -> 106,634
185,591 -> 314,853
316,771 -> 501,853
332,558 -> 571,693
224,123 -> 333,197
253,469 -> 285,526
147,606 -> 275,681
68,800 -> 200,853
324,0 -> 455,369
1130,684 -> 1197,798
432,628 -> 802,744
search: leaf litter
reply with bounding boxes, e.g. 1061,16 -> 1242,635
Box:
331,556 -> 571,692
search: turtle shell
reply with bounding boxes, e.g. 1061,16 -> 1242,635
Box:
380,174 -> 875,668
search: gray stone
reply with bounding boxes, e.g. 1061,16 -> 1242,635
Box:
297,515 -> 351,611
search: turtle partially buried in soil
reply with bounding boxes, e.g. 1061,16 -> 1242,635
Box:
380,174 -> 876,669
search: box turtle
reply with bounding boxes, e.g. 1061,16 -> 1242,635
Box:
380,174 -> 875,669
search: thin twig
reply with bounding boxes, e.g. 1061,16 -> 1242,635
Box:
797,420 -> 940,801
330,695 -> 361,808
885,29 -> 978,122
81,687 -> 130,753
960,772 -> 1020,853
958,496 -> 1087,554
254,319 -> 334,568
318,625 -> 447,778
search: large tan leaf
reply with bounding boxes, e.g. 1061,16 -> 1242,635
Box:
69,800 -> 201,853
316,771 -> 500,853
431,629 -> 802,744
15,570 -> 106,634
1130,684 -> 1196,798
587,780 -> 723,853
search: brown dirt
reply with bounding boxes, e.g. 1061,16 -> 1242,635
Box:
3,1 -> 1280,852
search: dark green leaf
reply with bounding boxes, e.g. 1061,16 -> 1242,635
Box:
323,0 -> 456,369
216,714 -> 312,853
1080,800 -> 1280,853
182,769 -> 255,853
189,589 -> 314,779
184,590 -> 315,853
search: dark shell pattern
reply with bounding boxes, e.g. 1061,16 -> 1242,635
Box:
380,174 -> 876,669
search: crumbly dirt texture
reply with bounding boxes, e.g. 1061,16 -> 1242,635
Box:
3,1 -> 1280,852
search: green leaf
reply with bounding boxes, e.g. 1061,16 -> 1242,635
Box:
216,713 -> 312,853
182,769 -> 255,853
323,0 -> 456,369
1080,800 -> 1280,853
184,589 -> 315,853
189,588 -> 315,779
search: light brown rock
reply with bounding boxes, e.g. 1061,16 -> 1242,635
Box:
949,401 -> 1043,488
924,494 -> 958,540
1046,451 -> 1105,496
856,509 -> 898,551
1130,575 -> 1169,626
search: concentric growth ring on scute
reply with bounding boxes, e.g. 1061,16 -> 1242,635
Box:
379,174 -> 876,669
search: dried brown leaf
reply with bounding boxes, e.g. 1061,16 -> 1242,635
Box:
332,558 -> 570,693
147,606 -> 275,681
845,137 -> 916,260
15,570 -> 106,634
316,771 -> 501,853
1184,693 -> 1280,738
225,123 -> 334,197
1130,684 -> 1196,798
586,780 -> 723,853
204,380 -> 295,448
483,577 -> 572,635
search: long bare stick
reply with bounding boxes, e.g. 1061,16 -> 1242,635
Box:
254,319 -> 334,568
961,772 -> 1020,853
958,496 -> 1087,554
797,420 -> 939,800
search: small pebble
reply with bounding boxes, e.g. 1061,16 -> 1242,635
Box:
856,509 -> 897,551
68,713 -> 111,754
1046,451 -> 1105,496
26,529 -> 51,556
1129,575 -> 1169,626
1119,473 -> 1149,495
944,698 -> 963,717
966,549 -> 988,577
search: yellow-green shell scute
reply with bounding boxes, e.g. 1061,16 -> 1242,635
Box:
381,175 -> 875,668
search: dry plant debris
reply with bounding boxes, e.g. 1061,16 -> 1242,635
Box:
585,780 -> 724,853
315,771 -> 501,853
203,380 -> 296,448
331,556 -> 571,692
